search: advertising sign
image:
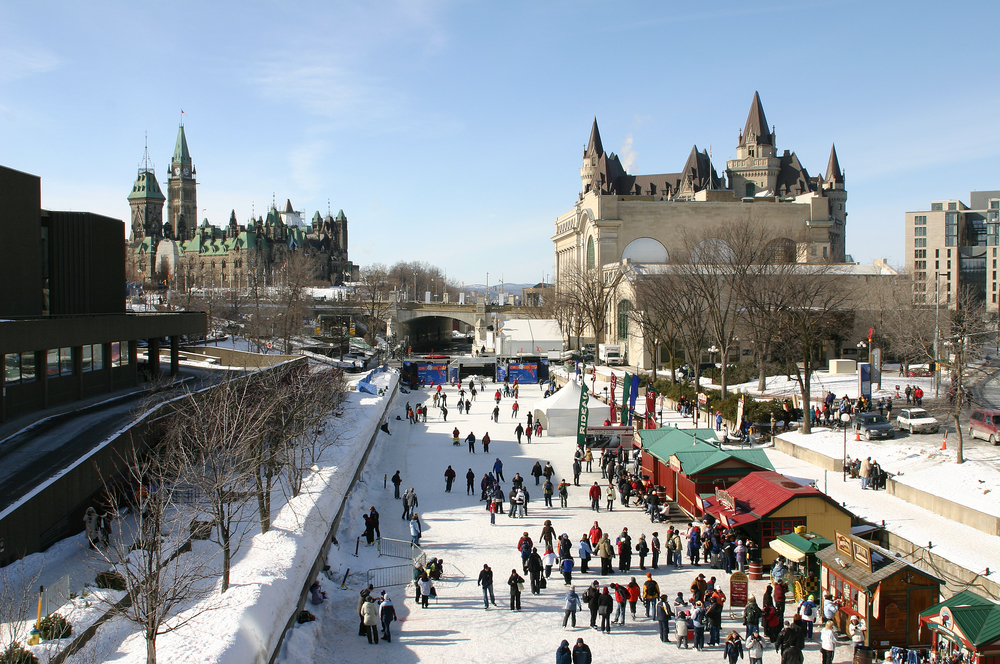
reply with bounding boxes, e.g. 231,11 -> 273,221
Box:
610,374 -> 618,424
859,363 -> 872,400
507,362 -> 538,383
729,571 -> 749,609
417,363 -> 447,384
576,382 -> 590,448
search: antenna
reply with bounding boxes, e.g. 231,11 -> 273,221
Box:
139,132 -> 154,174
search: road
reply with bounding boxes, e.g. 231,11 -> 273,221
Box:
0,368 -> 227,513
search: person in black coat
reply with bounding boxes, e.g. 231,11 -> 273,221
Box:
582,581 -> 601,628
508,569 -> 524,611
527,548 -> 544,594
572,638 -> 593,664
598,588 -> 614,633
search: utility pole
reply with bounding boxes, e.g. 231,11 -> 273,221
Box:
934,272 -> 940,399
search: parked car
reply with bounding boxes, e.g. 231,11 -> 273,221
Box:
852,413 -> 895,440
969,408 -> 1000,445
895,408 -> 940,435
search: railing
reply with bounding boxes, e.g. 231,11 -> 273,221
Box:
377,537 -> 426,567
366,564 -> 414,588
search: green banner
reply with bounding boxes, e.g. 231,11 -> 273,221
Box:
577,381 -> 590,448
623,372 -> 632,408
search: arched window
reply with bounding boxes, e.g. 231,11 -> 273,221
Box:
617,299 -> 632,340
587,236 -> 596,270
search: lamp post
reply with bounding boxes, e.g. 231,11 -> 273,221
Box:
841,412 -> 852,481
708,345 -> 719,369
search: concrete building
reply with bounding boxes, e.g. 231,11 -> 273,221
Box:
904,191 -> 1000,309
553,91 -> 848,296
0,164 -> 204,420
128,125 -> 359,288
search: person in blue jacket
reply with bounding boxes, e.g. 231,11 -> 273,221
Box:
556,639 -> 572,664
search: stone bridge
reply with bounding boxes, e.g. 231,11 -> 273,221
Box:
387,300 -> 537,346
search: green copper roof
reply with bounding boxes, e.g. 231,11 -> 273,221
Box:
335,209 -> 346,221
920,591 -> 1000,648
173,125 -> 191,165
312,211 -> 322,224
127,170 -> 166,202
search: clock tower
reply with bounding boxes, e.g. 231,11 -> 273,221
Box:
167,124 -> 197,240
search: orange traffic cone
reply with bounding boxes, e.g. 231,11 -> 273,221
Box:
855,430 -> 860,441
941,433 -> 948,451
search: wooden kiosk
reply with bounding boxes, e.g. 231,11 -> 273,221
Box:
919,590 -> 1000,664
816,531 -> 941,649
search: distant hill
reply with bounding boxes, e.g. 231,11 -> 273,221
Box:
463,282 -> 543,294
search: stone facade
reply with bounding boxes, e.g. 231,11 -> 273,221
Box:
127,126 -> 359,289
554,92 -> 848,295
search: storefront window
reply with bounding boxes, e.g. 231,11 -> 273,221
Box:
760,517 -> 806,546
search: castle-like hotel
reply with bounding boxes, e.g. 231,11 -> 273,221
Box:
127,126 -> 358,289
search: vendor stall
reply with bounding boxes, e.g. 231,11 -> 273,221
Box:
769,528 -> 833,602
817,531 -> 941,650
637,427 -> 773,519
919,590 -> 1000,664
703,471 -> 853,567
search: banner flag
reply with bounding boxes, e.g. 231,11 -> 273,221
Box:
576,381 -> 590,448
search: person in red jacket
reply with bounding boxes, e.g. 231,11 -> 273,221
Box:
588,482 -> 602,512
589,521 -> 603,546
444,466 -> 456,492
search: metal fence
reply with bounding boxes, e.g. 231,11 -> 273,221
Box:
367,538 -> 426,588
366,564 -> 414,588
45,574 -> 71,618
377,537 -> 425,567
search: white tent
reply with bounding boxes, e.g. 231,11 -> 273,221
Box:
497,318 -> 564,357
532,379 -> 610,436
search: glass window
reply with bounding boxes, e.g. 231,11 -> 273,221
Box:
948,202 -> 957,210
914,215 -> 926,225
92,344 -> 104,371
932,203 -> 943,211
121,342 -> 130,366
914,238 -> 926,247
5,354 -> 20,384
47,348 -> 59,376
60,348 -> 72,375
914,227 -> 926,236
21,352 -> 36,382
82,345 -> 92,372
110,342 -> 121,366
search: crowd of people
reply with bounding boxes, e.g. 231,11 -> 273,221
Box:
349,377 -> 855,662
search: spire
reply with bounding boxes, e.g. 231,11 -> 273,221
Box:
825,144 -> 844,184
284,198 -> 294,213
172,124 -> 191,166
740,91 -> 772,146
139,132 -> 154,174
586,118 -> 604,157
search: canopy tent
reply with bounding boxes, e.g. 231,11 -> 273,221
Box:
531,380 -> 610,436
769,531 -> 832,563
497,318 -> 564,357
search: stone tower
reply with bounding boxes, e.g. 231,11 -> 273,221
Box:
127,141 -> 165,240
167,124 -> 197,241
580,118 -> 604,194
726,91 -> 781,198
823,144 -> 848,261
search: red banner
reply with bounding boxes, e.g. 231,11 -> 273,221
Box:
645,388 -> 656,429
610,374 -> 618,424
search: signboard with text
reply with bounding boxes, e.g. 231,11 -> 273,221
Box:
730,571 -> 749,609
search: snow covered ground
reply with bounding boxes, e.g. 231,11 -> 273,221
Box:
3,365 -> 397,664
274,381 -> 851,664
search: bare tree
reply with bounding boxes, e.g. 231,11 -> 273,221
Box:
776,265 -> 855,434
94,439 -> 216,664
356,263 -> 391,345
280,367 -> 348,498
557,262 -> 625,346
0,560 -> 43,660
941,289 -> 991,464
166,378 -> 269,594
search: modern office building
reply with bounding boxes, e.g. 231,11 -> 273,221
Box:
904,191 -> 1000,309
1,164 -> 205,421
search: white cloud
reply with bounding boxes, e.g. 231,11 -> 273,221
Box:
619,134 -> 637,173
0,46 -> 59,85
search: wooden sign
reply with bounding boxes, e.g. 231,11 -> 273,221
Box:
853,541 -> 872,572
835,532 -> 852,556
730,571 -> 749,609
717,489 -> 735,512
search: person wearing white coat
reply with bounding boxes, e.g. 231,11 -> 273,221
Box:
820,620 -> 837,664
361,597 -> 380,644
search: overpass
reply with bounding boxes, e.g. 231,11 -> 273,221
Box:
387,299 -> 539,348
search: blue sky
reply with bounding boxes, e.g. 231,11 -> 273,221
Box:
2,0 -> 998,286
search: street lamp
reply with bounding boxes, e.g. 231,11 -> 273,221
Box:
841,412 -> 852,481
708,345 -> 719,367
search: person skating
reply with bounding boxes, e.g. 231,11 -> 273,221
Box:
444,465 -> 456,492
582,581 -> 601,628
561,556 -> 574,586
723,631 -> 745,664
466,468 -> 476,495
557,639 -> 571,664
477,563 -> 497,609
626,577 -> 641,619
391,471 -> 402,499
612,582 -> 629,625
558,479 -> 570,507
642,572 -> 660,618
572,458 -> 582,486
417,574 -> 432,609
563,586 -> 582,627
598,587 -> 614,633
598,534 -> 614,575
357,583 -> 373,636
362,596 -> 380,644
409,513 -> 421,544
493,457 -> 505,482
452,426 -> 460,446
482,432 -> 490,453
466,431 -> 476,453
746,631 -> 765,664
651,532 -> 661,569
540,520 -> 556,550
492,404 -> 500,422
744,593 -> 763,638
572,638 -> 592,664
675,609 -> 691,648
636,535 -> 649,570
515,422 -> 525,443
588,482 -> 601,512
508,569 -> 524,611
655,594 -> 673,643
378,594 -> 396,642
528,547 -> 544,594
692,601 -> 707,650
517,531 -> 534,570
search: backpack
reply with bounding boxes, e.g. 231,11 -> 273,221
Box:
559,483 -> 568,496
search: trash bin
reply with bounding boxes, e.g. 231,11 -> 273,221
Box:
854,646 -> 874,664
748,561 -> 763,580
